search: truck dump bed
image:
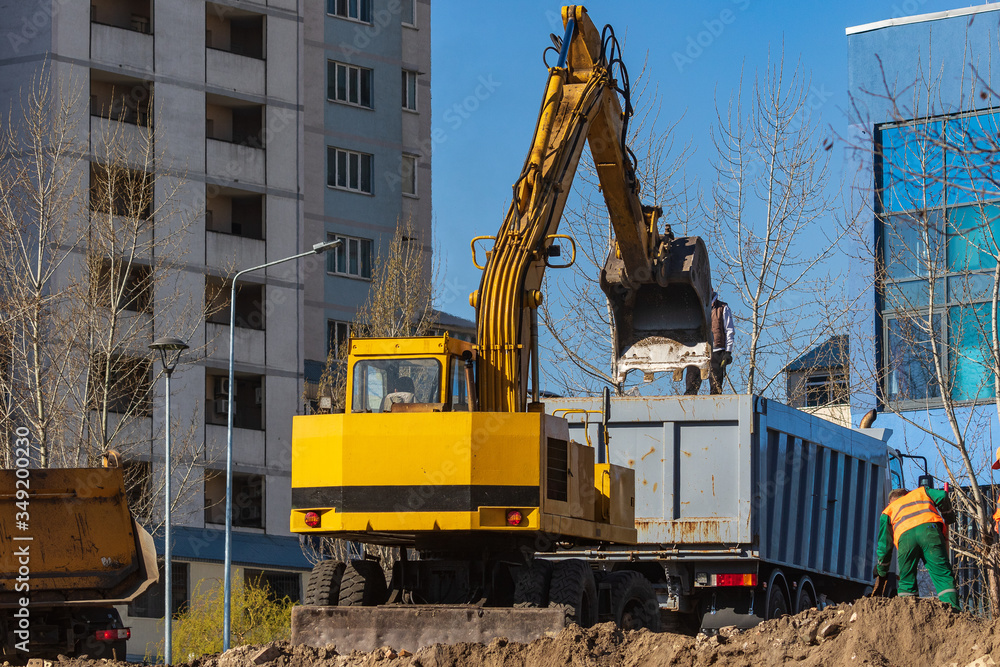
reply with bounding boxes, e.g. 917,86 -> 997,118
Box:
546,395 -> 891,584
0,467 -> 157,607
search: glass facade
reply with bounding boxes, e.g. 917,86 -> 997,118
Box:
879,110 -> 1000,405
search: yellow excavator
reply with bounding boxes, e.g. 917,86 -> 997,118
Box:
290,5 -> 712,651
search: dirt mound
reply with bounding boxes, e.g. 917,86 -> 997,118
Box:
23,597 -> 999,667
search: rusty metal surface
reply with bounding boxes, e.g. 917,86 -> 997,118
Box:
292,605 -> 568,653
0,468 -> 157,607
545,395 -> 890,584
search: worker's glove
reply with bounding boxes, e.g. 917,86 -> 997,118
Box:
871,575 -> 888,597
724,352 -> 733,366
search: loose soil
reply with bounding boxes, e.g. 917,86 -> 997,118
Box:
17,596 -> 1000,667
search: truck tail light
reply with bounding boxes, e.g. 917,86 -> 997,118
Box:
95,628 -> 130,641
304,511 -> 320,528
714,573 -> 757,587
506,509 -> 523,526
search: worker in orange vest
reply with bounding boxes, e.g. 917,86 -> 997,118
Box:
874,486 -> 960,611
992,448 -> 1000,533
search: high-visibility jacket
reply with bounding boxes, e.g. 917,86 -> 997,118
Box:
992,506 -> 1000,534
883,487 -> 945,547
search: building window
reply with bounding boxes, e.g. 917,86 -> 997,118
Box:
205,2 -> 265,59
328,61 -> 373,109
91,0 -> 152,34
326,234 -> 372,279
90,71 -> 152,126
90,163 -> 153,220
206,278 -> 265,330
128,561 -> 188,618
878,110 -> 1000,406
92,260 -> 152,313
327,147 -> 373,194
205,470 -> 264,528
206,188 -> 264,239
244,569 -> 301,603
328,320 -> 351,358
804,373 -> 849,407
401,154 -> 417,196
401,0 -> 415,26
87,354 -> 151,415
327,0 -> 371,23
205,372 -> 264,430
402,70 -> 417,111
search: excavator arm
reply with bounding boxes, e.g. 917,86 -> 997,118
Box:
472,5 -> 712,413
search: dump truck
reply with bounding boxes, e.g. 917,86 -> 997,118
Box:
0,456 -> 158,660
542,394 -> 896,631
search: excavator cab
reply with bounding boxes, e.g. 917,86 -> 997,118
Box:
346,335 -> 474,413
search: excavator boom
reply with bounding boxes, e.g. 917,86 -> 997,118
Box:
473,6 -> 712,410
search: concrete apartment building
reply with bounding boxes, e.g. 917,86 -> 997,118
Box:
301,0 -> 434,385
0,0 -> 322,658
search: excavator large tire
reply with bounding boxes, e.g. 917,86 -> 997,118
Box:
547,559 -> 597,627
339,560 -> 388,606
513,559 -> 553,607
608,570 -> 660,631
304,560 -> 345,606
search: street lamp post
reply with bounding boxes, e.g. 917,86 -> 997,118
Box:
223,240 -> 341,651
149,337 -> 189,666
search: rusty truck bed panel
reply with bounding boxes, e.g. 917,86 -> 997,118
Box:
0,467 -> 158,607
545,395 -> 891,585
292,605 -> 568,653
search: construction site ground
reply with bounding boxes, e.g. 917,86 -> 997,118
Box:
18,596 -> 1000,667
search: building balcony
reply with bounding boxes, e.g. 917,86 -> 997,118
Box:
205,322 -> 265,367
91,22 -> 153,72
205,423 -> 265,467
90,115 -> 150,162
206,48 -> 265,97
206,138 -> 265,186
206,229 -> 265,271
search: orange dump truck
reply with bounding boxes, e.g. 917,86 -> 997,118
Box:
0,462 -> 158,660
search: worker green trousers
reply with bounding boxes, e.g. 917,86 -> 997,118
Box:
897,522 -> 961,611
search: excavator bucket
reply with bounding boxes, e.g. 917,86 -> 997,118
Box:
602,236 -> 713,384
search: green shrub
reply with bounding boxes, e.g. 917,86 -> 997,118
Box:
149,577 -> 295,662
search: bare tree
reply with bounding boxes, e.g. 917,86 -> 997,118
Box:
848,50 -> 1000,614
0,65 -> 219,531
708,53 -> 851,397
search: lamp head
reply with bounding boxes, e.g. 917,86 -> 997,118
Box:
149,337 -> 189,372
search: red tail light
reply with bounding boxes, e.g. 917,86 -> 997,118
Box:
304,511 -> 320,528
715,573 -> 757,587
95,628 -> 130,641
505,509 -> 523,526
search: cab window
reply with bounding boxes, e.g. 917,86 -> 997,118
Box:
450,356 -> 469,411
351,358 -> 442,413
889,454 -> 904,490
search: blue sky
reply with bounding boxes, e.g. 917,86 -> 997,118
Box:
429,0 -> 969,321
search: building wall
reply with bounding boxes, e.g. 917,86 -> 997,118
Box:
847,5 -> 1000,475
302,0 -> 433,379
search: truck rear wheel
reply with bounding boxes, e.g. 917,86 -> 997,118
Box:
514,559 -> 553,607
339,560 -> 388,606
304,560 -> 345,606
764,570 -> 790,620
547,560 -> 597,627
608,571 -> 661,632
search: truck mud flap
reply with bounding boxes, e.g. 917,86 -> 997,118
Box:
292,605 -> 568,653
602,235 -> 713,383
